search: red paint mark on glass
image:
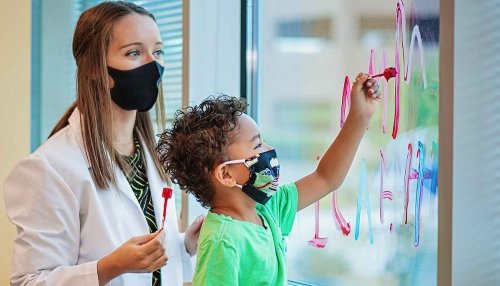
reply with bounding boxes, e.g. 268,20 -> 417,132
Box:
308,200 -> 328,248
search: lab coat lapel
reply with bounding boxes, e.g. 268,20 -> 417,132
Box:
140,138 -> 168,230
68,108 -> 148,230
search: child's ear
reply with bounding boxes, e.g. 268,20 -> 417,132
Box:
213,164 -> 237,188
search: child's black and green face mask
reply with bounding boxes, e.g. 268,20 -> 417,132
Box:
222,149 -> 280,205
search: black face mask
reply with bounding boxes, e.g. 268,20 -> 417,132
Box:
107,61 -> 164,112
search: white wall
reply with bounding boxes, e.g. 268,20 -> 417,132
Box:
452,0 -> 500,285
188,0 -> 240,104
0,1 -> 31,284
187,0 -> 241,220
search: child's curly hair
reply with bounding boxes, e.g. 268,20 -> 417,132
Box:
156,95 -> 248,208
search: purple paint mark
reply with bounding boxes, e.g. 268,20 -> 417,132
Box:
308,200 -> 328,248
393,0 -> 428,139
332,190 -> 351,236
340,76 -> 351,128
403,143 -> 413,224
379,150 -> 393,225
355,160 -> 374,244
403,141 -> 439,247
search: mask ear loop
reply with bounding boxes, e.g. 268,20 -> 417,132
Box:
221,155 -> 259,188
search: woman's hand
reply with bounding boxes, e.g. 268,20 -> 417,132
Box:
184,215 -> 205,255
349,73 -> 381,122
97,230 -> 167,285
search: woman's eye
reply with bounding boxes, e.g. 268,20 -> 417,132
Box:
153,49 -> 165,57
126,50 -> 140,57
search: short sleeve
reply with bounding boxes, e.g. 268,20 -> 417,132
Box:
264,182 -> 298,236
192,239 -> 239,286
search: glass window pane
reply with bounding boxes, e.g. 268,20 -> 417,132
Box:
257,0 -> 439,285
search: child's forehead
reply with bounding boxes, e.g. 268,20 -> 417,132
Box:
234,114 -> 260,139
225,114 -> 261,156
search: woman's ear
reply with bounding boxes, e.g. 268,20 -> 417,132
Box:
212,163 -> 237,188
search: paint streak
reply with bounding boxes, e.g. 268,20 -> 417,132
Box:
382,49 -> 389,134
308,200 -> 328,248
355,160 -> 374,244
332,190 -> 351,236
403,143 -> 413,224
341,1 -> 428,139
340,76 -> 351,128
403,141 -> 439,246
414,142 -> 425,247
379,150 -> 393,225
393,0 -> 428,139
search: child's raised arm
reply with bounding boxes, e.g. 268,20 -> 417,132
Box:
295,73 -> 380,210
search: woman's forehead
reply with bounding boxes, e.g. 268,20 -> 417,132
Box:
110,13 -> 161,45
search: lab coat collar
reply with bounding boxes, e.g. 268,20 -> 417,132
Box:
68,107 -> 168,231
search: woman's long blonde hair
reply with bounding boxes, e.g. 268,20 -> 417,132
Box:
50,1 -> 168,189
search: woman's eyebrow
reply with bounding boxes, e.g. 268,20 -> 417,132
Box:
119,42 -> 142,50
119,41 -> 164,50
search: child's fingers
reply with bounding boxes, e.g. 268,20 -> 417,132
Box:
353,73 -> 369,89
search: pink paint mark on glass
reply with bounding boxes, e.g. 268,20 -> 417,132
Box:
379,150 -> 393,225
308,200 -> 328,248
332,190 -> 351,236
369,49 -> 376,75
381,49 -> 388,133
393,0 -> 428,139
340,76 -> 351,128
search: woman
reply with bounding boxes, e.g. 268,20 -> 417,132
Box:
3,2 -> 203,286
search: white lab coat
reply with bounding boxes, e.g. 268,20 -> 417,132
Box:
3,108 -> 193,286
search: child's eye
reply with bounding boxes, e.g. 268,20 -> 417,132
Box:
254,143 -> 263,150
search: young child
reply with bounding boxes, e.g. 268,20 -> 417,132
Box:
157,73 -> 380,285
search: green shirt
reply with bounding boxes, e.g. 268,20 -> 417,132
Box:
193,183 -> 298,286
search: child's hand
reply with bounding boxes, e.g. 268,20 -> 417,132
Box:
349,73 -> 381,121
184,215 -> 205,255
